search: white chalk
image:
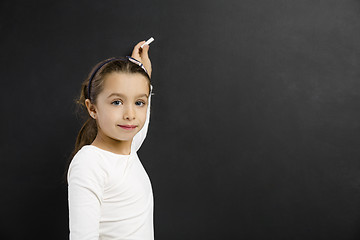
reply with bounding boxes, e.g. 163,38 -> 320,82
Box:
141,37 -> 155,48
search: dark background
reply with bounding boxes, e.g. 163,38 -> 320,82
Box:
1,0 -> 360,239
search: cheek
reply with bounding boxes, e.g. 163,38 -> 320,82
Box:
97,107 -> 118,124
138,108 -> 147,124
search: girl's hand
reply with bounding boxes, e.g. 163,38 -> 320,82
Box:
131,41 -> 152,78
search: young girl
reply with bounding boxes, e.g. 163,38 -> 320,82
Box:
67,40 -> 154,240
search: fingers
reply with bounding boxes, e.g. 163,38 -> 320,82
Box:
141,44 -> 150,58
131,41 -> 146,61
140,44 -> 151,78
130,40 -> 152,78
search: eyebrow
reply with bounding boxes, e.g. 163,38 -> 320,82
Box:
107,93 -> 149,99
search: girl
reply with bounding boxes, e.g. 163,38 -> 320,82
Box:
67,40 -> 154,240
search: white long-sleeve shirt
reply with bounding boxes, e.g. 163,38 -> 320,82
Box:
68,86 -> 154,240
68,145 -> 154,240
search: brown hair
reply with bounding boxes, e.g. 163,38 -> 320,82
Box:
68,58 -> 151,166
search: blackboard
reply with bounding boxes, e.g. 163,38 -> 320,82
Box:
1,0 -> 360,239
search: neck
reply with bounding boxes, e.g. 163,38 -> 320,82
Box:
92,133 -> 132,155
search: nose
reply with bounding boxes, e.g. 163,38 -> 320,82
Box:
123,105 -> 135,120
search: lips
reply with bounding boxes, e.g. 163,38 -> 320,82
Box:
118,125 -> 137,130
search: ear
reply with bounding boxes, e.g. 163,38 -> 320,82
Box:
85,99 -> 97,119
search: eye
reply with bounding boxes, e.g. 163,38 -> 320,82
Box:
111,100 -> 123,106
135,100 -> 146,107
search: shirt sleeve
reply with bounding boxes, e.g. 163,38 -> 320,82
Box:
132,85 -> 152,152
67,150 -> 108,240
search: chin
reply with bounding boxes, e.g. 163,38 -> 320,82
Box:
109,129 -> 141,142
114,135 -> 136,142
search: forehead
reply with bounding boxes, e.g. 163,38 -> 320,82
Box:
102,72 -> 149,95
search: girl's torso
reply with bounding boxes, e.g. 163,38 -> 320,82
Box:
68,145 -> 154,240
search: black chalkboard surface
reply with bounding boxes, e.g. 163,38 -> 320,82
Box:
1,0 -> 360,239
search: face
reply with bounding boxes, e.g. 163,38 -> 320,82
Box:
87,72 -> 150,144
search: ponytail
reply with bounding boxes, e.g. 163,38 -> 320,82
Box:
73,118 -> 97,156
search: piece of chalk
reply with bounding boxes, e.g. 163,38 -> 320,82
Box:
141,37 -> 155,48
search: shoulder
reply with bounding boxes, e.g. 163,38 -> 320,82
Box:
71,145 -> 106,167
67,145 -> 112,183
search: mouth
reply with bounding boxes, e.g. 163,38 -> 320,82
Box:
118,125 -> 137,130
